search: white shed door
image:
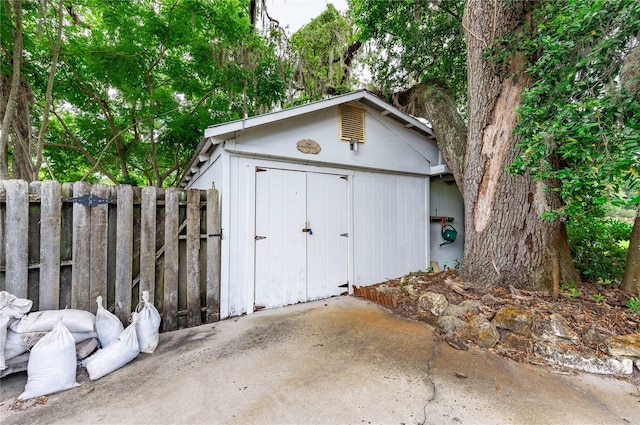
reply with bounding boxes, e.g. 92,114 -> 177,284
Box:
254,168 -> 348,309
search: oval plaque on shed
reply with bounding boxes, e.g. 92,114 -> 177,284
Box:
296,139 -> 321,154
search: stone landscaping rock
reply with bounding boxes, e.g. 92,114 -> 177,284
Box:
604,333 -> 640,358
444,300 -> 482,318
400,275 -> 420,286
401,284 -> 421,300
540,313 -> 580,342
418,292 -> 449,316
481,293 -> 500,306
457,316 -> 499,349
535,342 -> 634,375
376,284 -> 400,298
491,306 -> 533,337
437,316 -> 466,338
503,333 -> 533,353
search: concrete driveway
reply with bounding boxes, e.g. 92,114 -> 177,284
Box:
1,296 -> 638,425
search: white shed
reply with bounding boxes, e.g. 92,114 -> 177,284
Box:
181,90 -> 463,319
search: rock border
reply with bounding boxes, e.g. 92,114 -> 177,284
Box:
358,274 -> 640,376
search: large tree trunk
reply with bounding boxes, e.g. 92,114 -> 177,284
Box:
619,44 -> 640,295
461,0 -> 579,290
620,205 -> 640,295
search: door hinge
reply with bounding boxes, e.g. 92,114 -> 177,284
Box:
340,233 -> 348,237
338,283 -> 348,288
340,175 -> 349,181
255,235 -> 266,240
64,193 -> 114,207
256,167 -> 267,172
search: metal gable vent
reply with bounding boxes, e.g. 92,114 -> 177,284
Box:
339,104 -> 365,142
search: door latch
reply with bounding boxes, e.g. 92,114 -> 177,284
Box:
302,221 -> 313,235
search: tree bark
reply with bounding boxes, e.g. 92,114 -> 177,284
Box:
394,83 -> 467,192
619,44 -> 640,295
621,204 -> 640,295
460,0 -> 579,289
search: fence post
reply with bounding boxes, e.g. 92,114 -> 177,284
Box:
4,180 -> 29,298
206,188 -> 220,323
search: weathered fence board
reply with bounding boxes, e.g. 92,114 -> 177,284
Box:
39,181 -> 61,310
5,180 -> 29,298
163,188 -> 180,332
206,188 -> 221,323
0,180 -> 219,332
140,187 -> 156,303
115,185 -> 134,324
89,184 -> 110,314
186,189 -> 201,328
71,181 -> 91,311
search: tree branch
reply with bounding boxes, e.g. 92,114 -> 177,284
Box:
0,0 -> 24,179
393,82 -> 467,193
49,108 -> 120,184
34,0 -> 64,180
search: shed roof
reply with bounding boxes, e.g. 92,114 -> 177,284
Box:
180,90 -> 437,186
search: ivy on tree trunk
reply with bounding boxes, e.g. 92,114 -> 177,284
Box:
460,0 -> 579,289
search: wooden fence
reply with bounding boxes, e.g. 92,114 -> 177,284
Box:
0,179 -> 220,331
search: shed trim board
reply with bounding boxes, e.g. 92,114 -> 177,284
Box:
184,91 -> 463,319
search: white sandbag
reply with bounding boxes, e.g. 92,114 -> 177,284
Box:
0,291 -> 32,370
3,329 -> 44,361
18,320 -> 78,400
11,309 -> 95,334
0,313 -> 9,370
95,296 -> 123,348
4,329 -> 99,362
84,318 -> 140,380
0,291 -> 33,318
133,291 -> 161,353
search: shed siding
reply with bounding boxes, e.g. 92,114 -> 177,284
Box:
221,106 -> 439,175
429,181 -> 464,270
352,171 -> 429,286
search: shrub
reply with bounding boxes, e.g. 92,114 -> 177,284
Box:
566,215 -> 632,284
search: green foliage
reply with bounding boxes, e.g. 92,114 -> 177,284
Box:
566,212 -> 633,283
592,293 -> 605,304
2,0 -> 287,186
350,0 -> 466,105
289,4 -> 357,101
560,281 -> 581,298
510,0 -> 640,217
627,297 -> 640,314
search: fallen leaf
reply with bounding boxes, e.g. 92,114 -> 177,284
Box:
455,372 -> 467,379
495,385 -> 501,391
